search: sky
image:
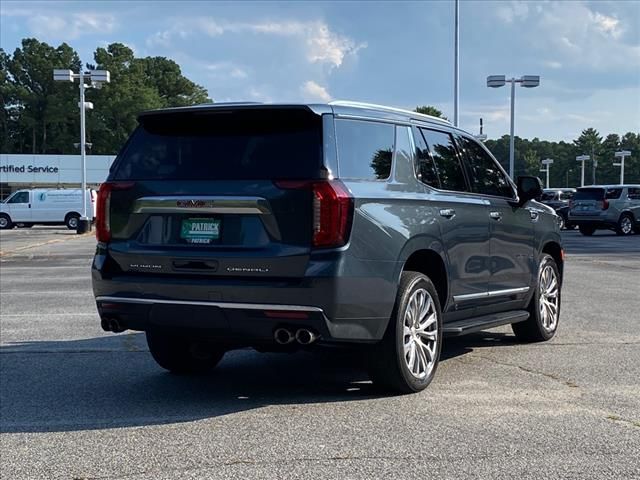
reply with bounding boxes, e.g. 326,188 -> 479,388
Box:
1,0 -> 639,142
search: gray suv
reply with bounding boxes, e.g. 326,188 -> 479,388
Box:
92,101 -> 564,393
569,185 -> 640,236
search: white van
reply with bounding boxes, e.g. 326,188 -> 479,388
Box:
0,189 -> 96,230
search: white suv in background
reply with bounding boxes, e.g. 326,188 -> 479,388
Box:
569,185 -> 640,236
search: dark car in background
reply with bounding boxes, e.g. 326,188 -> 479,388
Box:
92,101 -> 564,393
540,188 -> 576,229
569,185 -> 640,236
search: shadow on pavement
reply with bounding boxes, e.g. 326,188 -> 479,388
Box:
1,330 -> 519,434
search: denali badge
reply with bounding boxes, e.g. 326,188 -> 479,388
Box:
226,266 -> 270,273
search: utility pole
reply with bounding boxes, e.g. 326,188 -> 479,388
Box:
591,145 -> 597,185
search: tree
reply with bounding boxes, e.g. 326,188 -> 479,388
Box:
5,38 -> 81,153
0,38 -> 210,155
414,105 -> 447,120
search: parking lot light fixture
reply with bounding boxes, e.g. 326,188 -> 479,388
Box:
613,150 -> 631,185
576,155 -> 590,187
53,69 -> 110,233
540,158 -> 554,189
487,75 -> 540,179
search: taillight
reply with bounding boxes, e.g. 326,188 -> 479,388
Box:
569,200 -> 574,209
275,180 -> 353,248
602,199 -> 609,210
96,182 -> 134,242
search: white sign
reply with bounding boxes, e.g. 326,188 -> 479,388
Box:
0,154 -> 116,184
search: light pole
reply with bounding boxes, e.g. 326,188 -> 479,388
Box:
453,0 -> 459,127
53,69 -> 110,233
540,158 -> 554,189
613,150 -> 631,185
487,75 -> 540,178
576,155 -> 589,187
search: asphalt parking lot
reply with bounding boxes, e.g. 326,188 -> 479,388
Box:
1,227 -> 639,479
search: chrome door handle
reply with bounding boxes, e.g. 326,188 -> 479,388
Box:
489,211 -> 503,220
439,208 -> 456,219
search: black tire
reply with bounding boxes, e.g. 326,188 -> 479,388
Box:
368,271 -> 443,394
512,254 -> 561,343
65,213 -> 80,230
0,214 -> 12,230
616,214 -> 635,236
146,329 -> 225,374
579,225 -> 595,236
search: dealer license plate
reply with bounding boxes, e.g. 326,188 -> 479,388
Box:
180,218 -> 221,244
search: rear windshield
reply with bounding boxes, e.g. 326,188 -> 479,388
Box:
574,188 -> 622,200
111,109 -> 323,180
540,192 -> 557,201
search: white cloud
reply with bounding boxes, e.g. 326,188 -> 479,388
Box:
300,80 -> 332,102
3,9 -> 116,39
543,60 -> 563,69
148,18 -> 366,69
537,2 -> 639,70
205,62 -> 249,80
496,1 -> 530,23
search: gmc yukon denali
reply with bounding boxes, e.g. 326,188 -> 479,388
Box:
92,101 -> 564,393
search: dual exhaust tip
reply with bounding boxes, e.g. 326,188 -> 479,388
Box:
101,317 -> 125,333
274,328 -> 318,345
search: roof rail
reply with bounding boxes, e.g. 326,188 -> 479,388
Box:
329,100 -> 451,125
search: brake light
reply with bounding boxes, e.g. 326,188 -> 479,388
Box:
275,180 -> 353,248
569,200 -> 574,209
602,199 -> 609,210
96,182 -> 135,242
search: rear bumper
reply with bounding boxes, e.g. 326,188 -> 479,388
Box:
92,254 -> 397,343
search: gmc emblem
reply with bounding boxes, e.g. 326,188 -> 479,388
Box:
176,200 -> 211,208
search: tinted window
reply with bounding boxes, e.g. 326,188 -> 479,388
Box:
420,129 -> 467,192
628,188 -> 640,200
559,191 -> 574,200
605,188 -> 622,199
112,109 -> 323,181
574,188 -> 604,200
413,128 -> 440,188
541,191 -> 557,201
7,192 -> 29,204
336,119 -> 394,180
457,135 -> 514,198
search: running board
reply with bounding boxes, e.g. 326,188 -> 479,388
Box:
443,310 -> 529,337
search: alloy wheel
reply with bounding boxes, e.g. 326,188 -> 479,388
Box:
403,288 -> 438,379
539,265 -> 559,332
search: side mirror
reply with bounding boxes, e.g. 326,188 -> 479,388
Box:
516,176 -> 543,206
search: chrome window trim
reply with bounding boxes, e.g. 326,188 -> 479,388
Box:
453,286 -> 530,302
96,296 -> 324,313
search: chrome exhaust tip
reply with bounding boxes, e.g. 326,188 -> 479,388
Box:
295,329 -> 317,345
274,328 -> 295,345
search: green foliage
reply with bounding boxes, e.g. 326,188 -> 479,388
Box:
1,38 -> 210,155
485,129 -> 640,186
414,105 -> 447,120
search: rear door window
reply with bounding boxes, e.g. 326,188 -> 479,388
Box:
628,188 -> 640,200
605,188 -> 623,199
335,119 -> 395,180
420,128 -> 468,192
111,108 -> 323,181
456,135 -> 514,198
412,127 -> 440,188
